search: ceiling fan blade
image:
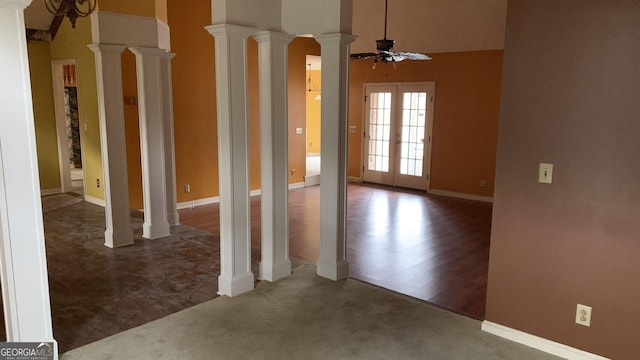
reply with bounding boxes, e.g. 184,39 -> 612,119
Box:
350,52 -> 379,60
354,0 -> 432,67
394,51 -> 432,61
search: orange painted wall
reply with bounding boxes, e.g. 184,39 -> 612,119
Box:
121,50 -> 143,209
306,70 -> 322,153
349,50 -> 503,197
288,38 -> 321,183
168,0 -> 318,201
247,38 -> 261,190
167,0 -> 218,202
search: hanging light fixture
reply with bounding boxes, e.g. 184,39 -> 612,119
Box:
45,0 -> 97,29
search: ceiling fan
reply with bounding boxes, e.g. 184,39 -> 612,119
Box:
351,0 -> 431,67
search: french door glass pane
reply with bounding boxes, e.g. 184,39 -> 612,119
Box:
367,92 -> 392,172
399,92 -> 427,177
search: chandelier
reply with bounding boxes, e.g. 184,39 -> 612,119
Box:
45,0 -> 97,29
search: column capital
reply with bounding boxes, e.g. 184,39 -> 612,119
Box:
0,0 -> 32,9
205,23 -> 255,39
88,43 -> 127,55
129,46 -> 169,58
252,30 -> 295,45
314,33 -> 357,46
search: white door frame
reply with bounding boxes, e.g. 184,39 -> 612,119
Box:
51,59 -> 84,194
361,82 -> 436,191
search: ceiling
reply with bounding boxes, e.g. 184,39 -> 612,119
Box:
23,0 -> 508,55
351,0 -> 508,54
24,0 -> 55,30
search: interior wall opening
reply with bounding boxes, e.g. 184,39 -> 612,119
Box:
304,54 -> 321,186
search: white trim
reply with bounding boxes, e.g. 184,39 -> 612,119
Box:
251,182 -> 306,197
428,189 -> 493,203
84,195 -> 105,207
51,59 -> 76,194
176,183 -> 308,210
348,176 -> 363,183
177,196 -> 220,210
91,11 -> 171,50
40,188 -> 62,196
481,321 -> 610,360
249,189 -> 262,197
288,182 -> 305,190
304,174 -> 320,186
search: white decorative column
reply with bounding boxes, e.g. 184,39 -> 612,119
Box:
206,24 -> 255,296
315,33 -> 356,280
88,44 -> 135,248
0,0 -> 57,355
159,52 -> 180,226
129,47 -> 171,240
253,31 -> 295,282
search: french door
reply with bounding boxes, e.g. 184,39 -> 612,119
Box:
362,83 -> 435,190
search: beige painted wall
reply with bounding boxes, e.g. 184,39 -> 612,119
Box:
486,1 -> 640,358
28,41 -> 61,191
351,0 -> 507,54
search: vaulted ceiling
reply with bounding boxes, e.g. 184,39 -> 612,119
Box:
24,0 -> 508,54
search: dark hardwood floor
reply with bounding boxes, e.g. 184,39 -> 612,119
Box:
180,182 -> 493,320
0,183 -> 491,350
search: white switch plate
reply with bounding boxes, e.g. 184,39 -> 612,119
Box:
349,125 -> 357,133
539,163 -> 553,184
295,127 -> 303,135
576,304 -> 592,327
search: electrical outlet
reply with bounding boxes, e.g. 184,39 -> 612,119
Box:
184,184 -> 191,193
290,169 -> 295,176
480,180 -> 486,188
575,304 -> 592,327
96,179 -> 100,188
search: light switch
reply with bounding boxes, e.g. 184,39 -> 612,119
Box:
539,163 -> 553,184
295,127 -> 303,135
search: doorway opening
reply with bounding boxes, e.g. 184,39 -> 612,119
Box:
304,55 -> 321,186
52,60 -> 84,196
362,82 -> 435,191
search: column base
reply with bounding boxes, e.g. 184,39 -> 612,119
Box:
142,221 -> 171,240
259,259 -> 292,282
104,228 -> 135,248
218,272 -> 255,297
52,339 -> 58,360
168,210 -> 180,226
317,259 -> 349,281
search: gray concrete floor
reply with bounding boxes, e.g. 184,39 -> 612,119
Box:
61,264 -> 560,360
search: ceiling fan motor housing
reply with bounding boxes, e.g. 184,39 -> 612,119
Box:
376,39 -> 395,52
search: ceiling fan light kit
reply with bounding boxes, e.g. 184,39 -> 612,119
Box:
351,0 -> 431,67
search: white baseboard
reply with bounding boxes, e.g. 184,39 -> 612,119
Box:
304,174 -> 320,186
481,321 -> 610,360
428,189 -> 493,203
288,182 -> 305,190
347,176 -> 363,183
84,195 -> 105,207
177,183 -> 306,210
177,196 -> 220,210
40,188 -> 62,196
250,189 -> 262,197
